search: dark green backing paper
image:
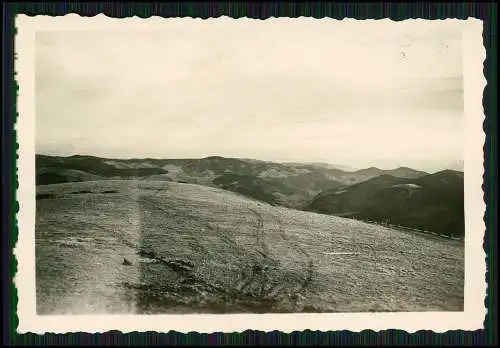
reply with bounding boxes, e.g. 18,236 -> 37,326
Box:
2,2 -> 497,346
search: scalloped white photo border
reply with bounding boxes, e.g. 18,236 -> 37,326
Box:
14,15 -> 487,334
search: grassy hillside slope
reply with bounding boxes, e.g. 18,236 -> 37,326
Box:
36,180 -> 464,315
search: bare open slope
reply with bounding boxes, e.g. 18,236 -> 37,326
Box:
36,180 -> 464,315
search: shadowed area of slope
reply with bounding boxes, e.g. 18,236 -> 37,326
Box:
212,173 -> 285,205
36,180 -> 464,314
306,170 -> 464,237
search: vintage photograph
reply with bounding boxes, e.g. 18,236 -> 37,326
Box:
15,15 -> 486,333
33,18 -> 466,315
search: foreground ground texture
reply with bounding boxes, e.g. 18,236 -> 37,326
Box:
35,180 -> 464,315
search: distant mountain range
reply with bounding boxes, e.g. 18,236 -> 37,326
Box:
282,162 -> 358,172
36,154 -> 464,237
36,154 -> 429,206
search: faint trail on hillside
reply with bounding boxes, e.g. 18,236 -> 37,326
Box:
247,207 -> 270,257
254,207 -> 315,305
245,207 -> 276,301
271,211 -> 314,294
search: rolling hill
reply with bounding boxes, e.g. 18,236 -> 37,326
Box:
338,166 -> 428,184
36,154 -> 429,209
35,179 -> 464,314
212,173 -> 282,205
306,170 -> 465,237
36,154 -> 169,184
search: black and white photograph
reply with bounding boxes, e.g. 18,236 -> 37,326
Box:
15,16 -> 486,333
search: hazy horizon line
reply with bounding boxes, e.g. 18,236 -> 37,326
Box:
35,151 -> 464,174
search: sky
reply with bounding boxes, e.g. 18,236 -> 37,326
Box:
35,19 -> 464,173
